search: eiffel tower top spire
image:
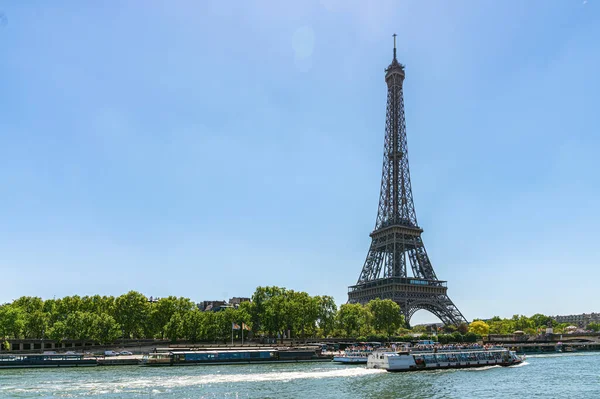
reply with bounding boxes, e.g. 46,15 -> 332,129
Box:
386,33 -> 405,75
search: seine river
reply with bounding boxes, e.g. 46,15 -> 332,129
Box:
0,353 -> 598,398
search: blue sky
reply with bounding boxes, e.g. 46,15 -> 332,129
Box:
0,1 -> 598,324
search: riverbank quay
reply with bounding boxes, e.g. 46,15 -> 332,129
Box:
505,342 -> 600,353
0,338 -> 327,355
484,332 -> 600,353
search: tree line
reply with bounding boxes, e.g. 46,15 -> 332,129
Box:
0,287 -> 405,344
0,287 -> 584,345
475,314 -> 600,335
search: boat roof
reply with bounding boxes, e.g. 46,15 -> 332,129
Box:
156,347 -> 277,352
411,349 -> 508,355
170,349 -> 277,355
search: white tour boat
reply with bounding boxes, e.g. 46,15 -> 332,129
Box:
367,348 -> 524,372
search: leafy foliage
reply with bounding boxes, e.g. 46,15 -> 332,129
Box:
2,288 -> 584,344
468,320 -> 490,336
367,299 -> 404,337
588,323 -> 600,332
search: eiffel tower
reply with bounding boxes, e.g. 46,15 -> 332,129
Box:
348,35 -> 467,326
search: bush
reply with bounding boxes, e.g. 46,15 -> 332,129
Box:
357,334 -> 388,342
464,332 -> 479,343
451,332 -> 464,343
437,334 -> 451,344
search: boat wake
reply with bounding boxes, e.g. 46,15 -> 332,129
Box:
527,352 -> 600,359
2,367 -> 386,395
508,361 -> 529,368
132,367 -> 385,388
464,365 -> 502,371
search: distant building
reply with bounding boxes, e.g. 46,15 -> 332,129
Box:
198,300 -> 226,312
553,313 -> 600,328
229,297 -> 251,308
197,298 -> 252,312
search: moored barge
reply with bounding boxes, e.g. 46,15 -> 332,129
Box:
141,347 -> 332,366
0,354 -> 97,369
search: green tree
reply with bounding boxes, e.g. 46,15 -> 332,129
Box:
0,305 -> 25,339
250,286 -> 288,338
114,291 -> 150,338
286,291 -> 318,339
164,313 -> 183,343
43,299 -> 60,325
512,315 -> 533,332
437,334 -> 452,344
182,309 -> 206,342
530,313 -> 552,328
451,331 -> 464,343
92,313 -> 121,344
47,321 -> 66,342
367,299 -> 404,337
56,296 -> 83,318
336,303 -> 369,337
64,311 -> 96,340
23,310 -> 49,339
315,296 -> 337,338
488,317 -> 514,335
213,308 -> 243,342
201,311 -> 218,342
587,322 -> 600,332
411,325 -> 428,334
236,302 -> 252,327
442,324 -> 457,333
13,296 -> 44,314
151,296 -> 194,339
464,332 -> 478,342
554,323 -> 571,334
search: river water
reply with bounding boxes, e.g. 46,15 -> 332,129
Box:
0,352 -> 598,398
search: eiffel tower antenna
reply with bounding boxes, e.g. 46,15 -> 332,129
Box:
348,37 -> 467,326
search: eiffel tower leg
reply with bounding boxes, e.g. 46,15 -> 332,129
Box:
402,306 -> 411,328
405,294 -> 467,326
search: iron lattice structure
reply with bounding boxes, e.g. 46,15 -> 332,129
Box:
348,36 -> 467,326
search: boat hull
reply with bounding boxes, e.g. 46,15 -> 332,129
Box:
141,358 -> 332,367
0,361 -> 97,369
332,356 -> 368,364
385,360 -> 522,372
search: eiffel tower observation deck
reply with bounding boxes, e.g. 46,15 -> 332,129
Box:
348,35 -> 467,326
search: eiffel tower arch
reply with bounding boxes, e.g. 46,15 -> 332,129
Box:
348,35 -> 467,326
